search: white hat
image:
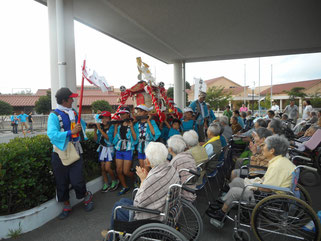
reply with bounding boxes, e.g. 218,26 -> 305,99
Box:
135,104 -> 153,112
183,107 -> 194,113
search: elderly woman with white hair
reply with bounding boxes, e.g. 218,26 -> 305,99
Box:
168,135 -> 197,202
183,130 -> 208,166
203,123 -> 222,174
105,142 -> 179,237
208,135 -> 296,226
219,116 -> 232,141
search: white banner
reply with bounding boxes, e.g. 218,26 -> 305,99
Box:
193,77 -> 207,100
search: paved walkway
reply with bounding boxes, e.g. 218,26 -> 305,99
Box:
0,130 -> 46,144
5,180 -> 321,241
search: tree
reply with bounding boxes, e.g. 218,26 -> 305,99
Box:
167,87 -> 174,99
91,100 -> 112,113
185,81 -> 191,90
165,81 -> 190,106
166,81 -> 190,99
309,92 -> 321,108
260,94 -> 272,110
35,91 -> 51,114
0,101 -> 13,129
206,86 -> 232,110
285,87 -> 307,99
0,101 -> 13,115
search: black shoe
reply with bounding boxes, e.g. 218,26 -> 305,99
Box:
206,209 -> 225,221
207,201 -> 223,212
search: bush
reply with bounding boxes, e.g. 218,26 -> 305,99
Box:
0,100 -> 13,115
91,100 -> 112,113
0,134 -> 100,215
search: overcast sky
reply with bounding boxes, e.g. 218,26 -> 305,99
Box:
1,0 -> 321,94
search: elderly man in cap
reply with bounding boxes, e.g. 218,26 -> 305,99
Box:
47,87 -> 94,220
189,91 -> 209,142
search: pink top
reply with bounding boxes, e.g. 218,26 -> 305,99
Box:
240,107 -> 248,112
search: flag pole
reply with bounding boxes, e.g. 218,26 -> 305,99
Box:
77,59 -> 86,124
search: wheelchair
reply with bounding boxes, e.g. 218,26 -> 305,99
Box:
288,130 -> 321,186
209,165 -> 321,241
105,182 -> 202,241
178,168 -> 204,240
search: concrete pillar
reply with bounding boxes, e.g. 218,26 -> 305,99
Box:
48,0 -> 77,109
299,98 -> 303,115
280,99 -> 283,111
173,62 -> 185,109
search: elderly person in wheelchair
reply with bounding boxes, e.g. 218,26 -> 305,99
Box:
168,135 -> 198,202
104,142 -> 180,240
183,130 -> 208,166
230,128 -> 273,180
208,135 -> 296,225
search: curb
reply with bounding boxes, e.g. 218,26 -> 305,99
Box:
0,176 -> 103,240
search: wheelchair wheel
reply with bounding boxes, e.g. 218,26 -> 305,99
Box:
300,169 -> 321,187
176,199 -> 203,240
232,229 -> 250,241
129,223 -> 187,241
251,194 -> 321,241
296,183 -> 312,205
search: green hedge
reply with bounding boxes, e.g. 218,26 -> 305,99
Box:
0,133 -> 100,215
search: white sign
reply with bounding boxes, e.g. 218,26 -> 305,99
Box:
193,77 -> 207,100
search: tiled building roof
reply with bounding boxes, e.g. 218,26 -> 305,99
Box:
260,79 -> 321,95
1,86 -> 133,107
0,95 -> 41,106
204,76 -> 242,87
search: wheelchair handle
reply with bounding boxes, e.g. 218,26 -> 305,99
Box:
188,169 -> 200,177
182,185 -> 196,194
296,165 -> 317,172
178,168 -> 200,177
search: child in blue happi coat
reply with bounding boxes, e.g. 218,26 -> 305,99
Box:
113,107 -> 137,195
181,107 -> 197,133
93,111 -> 119,192
134,105 -> 161,168
164,118 -> 182,139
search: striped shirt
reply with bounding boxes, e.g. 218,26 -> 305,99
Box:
170,152 -> 197,202
134,163 -> 180,221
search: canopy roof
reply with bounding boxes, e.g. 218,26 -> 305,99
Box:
37,0 -> 321,63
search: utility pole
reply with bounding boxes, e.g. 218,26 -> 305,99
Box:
244,64 -> 246,105
271,64 -> 273,109
258,58 -> 261,116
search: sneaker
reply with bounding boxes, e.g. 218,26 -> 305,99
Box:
58,207 -> 72,220
102,183 -> 110,193
118,187 -> 130,196
109,180 -> 120,191
83,191 -> 94,212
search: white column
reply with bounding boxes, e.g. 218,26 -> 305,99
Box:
299,98 -> 303,115
280,99 -> 283,111
173,62 -> 185,109
48,0 -> 77,109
